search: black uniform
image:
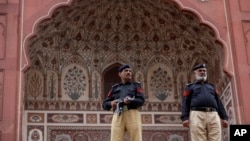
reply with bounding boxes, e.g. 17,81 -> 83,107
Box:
102,81 -> 145,111
103,81 -> 145,141
181,81 -> 228,121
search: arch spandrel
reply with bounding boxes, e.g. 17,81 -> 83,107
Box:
23,0 -> 233,140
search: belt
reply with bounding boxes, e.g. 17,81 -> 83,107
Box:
122,105 -> 137,111
115,105 -> 137,114
123,105 -> 129,111
191,107 -> 217,112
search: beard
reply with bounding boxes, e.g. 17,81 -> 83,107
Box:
195,74 -> 207,81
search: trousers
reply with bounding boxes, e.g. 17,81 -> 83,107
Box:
189,111 -> 222,141
111,109 -> 142,141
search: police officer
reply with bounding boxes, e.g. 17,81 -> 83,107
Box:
102,64 -> 145,141
181,64 -> 229,141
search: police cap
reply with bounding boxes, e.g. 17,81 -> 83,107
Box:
192,63 -> 206,71
118,64 -> 131,72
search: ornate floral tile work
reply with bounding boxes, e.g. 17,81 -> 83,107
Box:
23,0 -> 234,140
27,126 -> 44,141
86,114 -> 97,124
47,126 -> 111,141
47,126 -> 189,141
141,114 -> 152,124
25,0 -> 230,109
154,114 -> 181,124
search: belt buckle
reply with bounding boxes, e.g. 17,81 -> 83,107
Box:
123,105 -> 128,111
206,107 -> 210,111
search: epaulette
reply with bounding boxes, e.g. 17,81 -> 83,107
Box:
112,83 -> 119,88
186,83 -> 193,86
133,81 -> 142,86
207,82 -> 215,87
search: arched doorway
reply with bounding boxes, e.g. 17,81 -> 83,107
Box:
103,64 -> 120,99
22,0 -> 233,140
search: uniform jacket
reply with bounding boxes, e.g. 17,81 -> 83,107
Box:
181,81 -> 229,121
102,81 -> 145,111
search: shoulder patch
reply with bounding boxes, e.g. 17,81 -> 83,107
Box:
183,90 -> 190,96
137,87 -> 143,93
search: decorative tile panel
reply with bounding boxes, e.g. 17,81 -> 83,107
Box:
27,126 -> 44,141
47,126 -> 111,141
47,126 -> 189,141
47,113 -> 83,123
141,114 -> 152,124
28,113 -> 44,123
154,114 -> 181,124
86,114 -> 97,124
100,114 -> 113,124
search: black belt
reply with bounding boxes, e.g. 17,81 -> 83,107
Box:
123,105 -> 137,111
191,107 -> 217,112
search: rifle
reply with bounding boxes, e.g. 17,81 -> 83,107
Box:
115,99 -> 124,116
115,96 -> 135,116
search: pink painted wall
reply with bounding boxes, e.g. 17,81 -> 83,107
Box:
224,0 -> 250,124
0,0 -> 20,141
21,0 -> 69,69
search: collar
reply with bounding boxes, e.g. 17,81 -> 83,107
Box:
120,81 -> 132,85
194,80 -> 208,84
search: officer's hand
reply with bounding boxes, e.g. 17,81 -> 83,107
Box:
123,96 -> 131,104
182,120 -> 189,128
221,119 -> 228,128
111,100 -> 117,109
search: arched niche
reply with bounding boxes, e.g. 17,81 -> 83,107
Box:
23,0 -> 231,110
102,63 -> 121,100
